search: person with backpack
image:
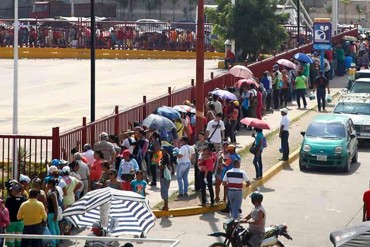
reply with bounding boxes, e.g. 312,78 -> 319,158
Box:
252,128 -> 265,180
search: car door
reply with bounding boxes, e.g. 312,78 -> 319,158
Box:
347,119 -> 357,156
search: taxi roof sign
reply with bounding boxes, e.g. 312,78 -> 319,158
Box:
314,18 -> 331,23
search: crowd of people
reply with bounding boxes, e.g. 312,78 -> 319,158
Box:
0,22 -> 215,51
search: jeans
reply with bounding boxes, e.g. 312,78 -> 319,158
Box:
281,131 -> 289,160
337,60 -> 345,76
272,89 -> 280,109
279,88 -> 289,107
200,171 -> 214,204
47,213 -> 60,247
228,190 -> 243,220
266,92 -> 272,111
316,89 -> 326,110
253,154 -> 263,178
229,120 -> 237,143
21,223 -> 42,247
176,162 -> 190,195
150,164 -> 157,184
295,89 -> 307,108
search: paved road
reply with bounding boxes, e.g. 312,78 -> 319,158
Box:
0,59 -> 221,134
143,146 -> 370,247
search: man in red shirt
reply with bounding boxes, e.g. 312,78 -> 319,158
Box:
225,50 -> 236,69
363,189 -> 370,221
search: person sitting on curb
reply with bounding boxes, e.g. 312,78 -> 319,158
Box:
225,50 -> 236,69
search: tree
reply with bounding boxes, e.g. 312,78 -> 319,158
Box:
207,0 -> 288,60
340,0 -> 351,24
355,4 -> 366,22
171,0 -> 178,21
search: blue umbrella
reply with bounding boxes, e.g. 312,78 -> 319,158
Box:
293,53 -> 314,64
142,114 -> 176,131
154,106 -> 181,120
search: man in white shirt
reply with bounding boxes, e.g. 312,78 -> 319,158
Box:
74,152 -> 91,196
176,136 -> 195,197
82,144 -> 95,166
279,108 -> 290,161
206,113 -> 225,152
212,95 -> 223,114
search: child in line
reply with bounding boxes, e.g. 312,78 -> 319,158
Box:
131,171 -> 147,197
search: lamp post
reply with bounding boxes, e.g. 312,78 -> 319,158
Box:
332,0 -> 338,35
195,0 -> 205,135
13,0 -> 19,180
297,0 -> 300,47
90,0 -> 95,122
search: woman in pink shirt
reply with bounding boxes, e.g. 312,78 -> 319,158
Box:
0,199 -> 10,246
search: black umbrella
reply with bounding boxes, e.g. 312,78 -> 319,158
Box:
330,221 -> 370,247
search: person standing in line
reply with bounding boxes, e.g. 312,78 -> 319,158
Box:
313,71 -> 330,112
176,136 -> 195,198
197,146 -> 215,207
17,189 -> 47,247
159,146 -> 172,211
252,128 -> 264,180
279,108 -> 290,161
205,113 -> 226,152
0,199 -> 10,246
294,70 -> 308,109
222,160 -> 251,220
194,132 -> 209,192
363,187 -> 370,221
82,144 -> 95,166
261,71 -> 272,112
272,64 -> 282,110
94,132 -> 117,168
280,69 -> 289,107
74,152 -> 91,196
46,178 -> 61,247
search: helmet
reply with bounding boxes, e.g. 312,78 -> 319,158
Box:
250,191 -> 263,202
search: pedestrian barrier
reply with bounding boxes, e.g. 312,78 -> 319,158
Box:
0,233 -> 180,247
0,27 -> 359,191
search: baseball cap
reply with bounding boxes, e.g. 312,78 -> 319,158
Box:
48,165 -> 59,174
122,149 -> 131,157
280,108 -> 289,114
62,166 -> 70,174
20,174 -> 31,184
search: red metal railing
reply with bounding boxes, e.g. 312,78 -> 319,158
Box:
0,27 -> 359,180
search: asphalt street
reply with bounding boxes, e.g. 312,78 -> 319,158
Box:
0,59 -> 221,134
143,145 -> 370,247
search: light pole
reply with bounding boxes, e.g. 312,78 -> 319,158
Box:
332,0 -> 338,35
13,0 -> 19,179
91,0 -> 96,122
297,0 -> 300,47
195,0 -> 205,135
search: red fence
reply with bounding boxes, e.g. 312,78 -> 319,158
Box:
0,27 -> 359,179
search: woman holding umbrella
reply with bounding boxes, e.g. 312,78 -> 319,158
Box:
252,128 -> 264,180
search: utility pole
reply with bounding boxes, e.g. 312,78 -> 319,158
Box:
195,0 -> 205,135
13,0 -> 19,180
297,0 -> 300,47
91,0 -> 96,122
332,0 -> 338,35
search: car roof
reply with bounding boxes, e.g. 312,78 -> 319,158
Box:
356,69 -> 370,74
312,114 -> 350,124
354,78 -> 370,82
338,93 -> 370,103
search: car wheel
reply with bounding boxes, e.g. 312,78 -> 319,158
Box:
299,159 -> 306,171
343,159 -> 351,173
351,149 -> 358,163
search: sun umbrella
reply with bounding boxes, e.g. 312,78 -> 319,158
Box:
212,89 -> 238,101
228,65 -> 253,79
277,58 -> 297,70
293,53 -> 314,64
142,114 -> 176,131
343,35 -> 357,42
330,221 -> 370,247
173,105 -> 196,114
154,106 -> 181,120
235,79 -> 260,89
240,117 -> 270,130
63,188 -> 155,236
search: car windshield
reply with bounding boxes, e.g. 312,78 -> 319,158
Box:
334,102 -> 370,115
350,81 -> 370,93
306,122 -> 346,138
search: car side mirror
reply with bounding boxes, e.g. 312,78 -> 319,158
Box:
350,133 -> 356,139
300,131 -> 305,137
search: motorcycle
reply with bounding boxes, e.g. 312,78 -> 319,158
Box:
209,219 -> 293,247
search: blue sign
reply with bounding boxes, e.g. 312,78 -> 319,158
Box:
313,22 -> 332,50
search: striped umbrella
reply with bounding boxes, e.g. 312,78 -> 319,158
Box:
63,187 -> 155,236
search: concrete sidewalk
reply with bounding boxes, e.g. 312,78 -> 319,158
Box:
147,75 -> 346,216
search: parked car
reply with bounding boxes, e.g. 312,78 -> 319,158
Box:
299,114 -> 358,172
135,19 -> 170,34
333,94 -> 370,142
350,78 -> 370,94
355,69 -> 370,80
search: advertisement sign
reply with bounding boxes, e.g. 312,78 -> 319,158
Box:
313,20 -> 332,50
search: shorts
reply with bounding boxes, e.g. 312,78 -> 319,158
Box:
160,178 -> 171,200
6,221 -> 24,247
248,231 -> 265,247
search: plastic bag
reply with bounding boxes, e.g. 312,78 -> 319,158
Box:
164,166 -> 171,181
42,226 -> 54,246
326,94 -> 332,103
309,92 -> 316,100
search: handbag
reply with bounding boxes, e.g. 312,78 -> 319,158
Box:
163,166 -> 171,181
57,206 -> 63,221
249,142 -> 258,155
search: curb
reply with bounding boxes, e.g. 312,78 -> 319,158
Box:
152,91 -> 339,218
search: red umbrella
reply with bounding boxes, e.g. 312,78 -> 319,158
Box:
235,79 -> 259,89
240,117 -> 270,130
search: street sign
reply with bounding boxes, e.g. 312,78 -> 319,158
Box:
313,21 -> 332,50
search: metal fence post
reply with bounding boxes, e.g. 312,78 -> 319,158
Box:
211,72 -> 214,79
90,125 -> 96,149
191,79 -> 195,101
52,127 -> 60,159
82,117 -> 87,146
114,105 -> 119,135
168,87 -> 172,106
143,96 -> 147,118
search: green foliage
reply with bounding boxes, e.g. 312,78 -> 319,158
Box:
117,0 -> 129,8
207,0 -> 288,60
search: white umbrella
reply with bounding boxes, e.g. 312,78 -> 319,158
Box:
277,58 -> 297,70
63,188 -> 155,236
228,65 -> 253,79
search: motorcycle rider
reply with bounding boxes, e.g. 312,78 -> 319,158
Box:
241,191 -> 266,247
